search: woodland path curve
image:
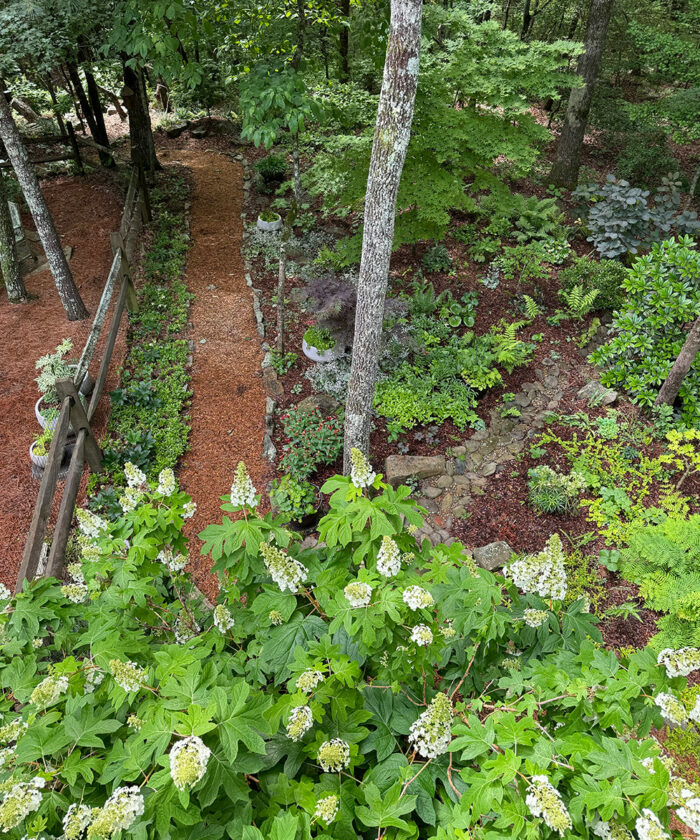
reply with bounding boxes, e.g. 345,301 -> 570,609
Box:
160,148 -> 272,596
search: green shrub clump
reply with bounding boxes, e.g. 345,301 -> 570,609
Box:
527,465 -> 587,515
279,406 -> 343,479
559,255 -> 628,311
0,458 -> 695,839
590,236 -> 700,426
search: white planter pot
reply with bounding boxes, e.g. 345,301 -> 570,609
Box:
29,440 -> 50,469
257,214 -> 282,232
35,396 -> 59,431
302,337 -> 344,364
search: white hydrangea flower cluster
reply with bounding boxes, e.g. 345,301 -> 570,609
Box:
592,820 -> 633,839
30,674 -> 69,708
0,718 -> 26,745
183,500 -> 197,519
440,624 -> 457,639
67,563 -> 84,583
87,786 -> 144,838
84,667 -> 104,694
344,581 -> 372,608
317,739 -> 350,772
80,539 -> 102,562
169,736 -> 211,790
260,541 -> 307,594
411,624 -> 433,646
297,669 -> 324,693
109,659 -> 146,693
402,585 -> 434,611
269,610 -> 284,626
654,692 -> 687,726
408,692 -> 453,758
127,715 -> 144,730
174,614 -> 200,645
690,696 -> 700,724
635,810 -> 669,840
286,706 -> 313,741
377,536 -> 401,577
0,777 -> 45,831
157,546 -> 187,573
230,462 -> 258,508
61,582 -> 88,603
525,776 -> 573,836
657,647 -> 700,678
124,461 -> 146,488
76,508 -> 108,540
0,583 -> 11,601
505,534 -> 567,601
63,803 -> 92,840
523,609 -> 548,628
213,604 -> 235,632
0,747 -> 14,768
350,448 -> 376,489
119,487 -> 142,513
677,789 -> 700,835
157,467 -> 176,496
314,794 -> 339,824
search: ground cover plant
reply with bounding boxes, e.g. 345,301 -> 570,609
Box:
3,459 -> 700,839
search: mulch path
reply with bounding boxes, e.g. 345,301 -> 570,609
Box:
0,170 -> 126,590
159,148 -> 273,599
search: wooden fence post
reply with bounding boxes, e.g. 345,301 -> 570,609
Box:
45,430 -> 86,579
138,163 -> 152,222
55,378 -> 103,472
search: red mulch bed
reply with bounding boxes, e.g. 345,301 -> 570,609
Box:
0,169 -> 126,589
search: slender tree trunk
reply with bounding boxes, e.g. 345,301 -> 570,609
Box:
655,315 -> 700,408
97,84 -> 127,120
122,62 -> 159,182
61,67 -> 86,133
43,75 -> 66,136
520,0 -> 532,39
342,0 -> 422,471
84,69 -> 114,166
339,0 -> 351,80
549,0 -> 615,188
292,136 -> 302,203
10,97 -> 40,123
0,170 -> 27,302
0,93 -> 88,320
277,240 -> 287,354
67,62 -> 98,139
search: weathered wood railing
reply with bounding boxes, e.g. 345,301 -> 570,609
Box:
15,164 -> 151,592
0,122 -> 84,173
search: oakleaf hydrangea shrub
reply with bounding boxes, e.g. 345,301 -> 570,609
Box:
0,454 -> 696,838
590,236 -> 700,426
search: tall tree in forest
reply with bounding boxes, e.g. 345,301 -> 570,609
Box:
122,62 -> 160,181
342,0 -> 422,470
549,0 -> 614,187
0,92 -> 88,320
655,315 -> 700,410
0,170 -> 26,303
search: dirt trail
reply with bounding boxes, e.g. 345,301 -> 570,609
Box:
160,148 -> 271,595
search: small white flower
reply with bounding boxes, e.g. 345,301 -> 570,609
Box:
118,487 -> 142,513
344,581 -> 372,608
213,604 -> 235,632
169,736 -> 211,790
0,778 -> 44,831
76,508 -> 108,540
411,624 -> 433,646
183,500 -> 197,519
269,609 -> 284,625
61,582 -> 87,603
525,775 -> 572,836
157,467 -> 176,496
689,695 -> 700,724
124,461 -> 147,489
157,546 -> 187,573
67,563 -> 84,583
523,608 -> 548,628
591,820 -> 633,839
296,669 -> 324,693
408,692 -> 452,758
317,739 -> 350,772
402,585 -> 434,611
314,794 -> 339,824
677,788 -> 700,835
286,706 -> 313,741
230,462 -> 258,508
635,809 -> 669,840
174,614 -> 200,645
84,667 -> 104,694
30,674 -> 69,708
657,647 -> 700,678
87,786 -> 144,838
377,536 -> 401,577
63,803 -> 92,840
654,692 -> 687,726
260,541 -> 307,594
127,715 -> 143,730
505,534 -> 567,601
109,659 -> 146,693
350,448 -> 376,489
0,583 -> 11,601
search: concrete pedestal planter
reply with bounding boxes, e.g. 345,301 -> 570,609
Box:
29,439 -> 74,471
35,396 -> 60,431
256,213 -> 283,232
302,337 -> 344,364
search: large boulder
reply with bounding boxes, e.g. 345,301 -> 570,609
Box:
297,394 -> 339,417
385,455 -> 446,487
473,541 -> 513,572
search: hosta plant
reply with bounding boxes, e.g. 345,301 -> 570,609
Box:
0,457 -> 696,839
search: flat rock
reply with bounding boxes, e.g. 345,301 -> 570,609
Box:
262,367 -> 283,399
297,393 -> 338,416
436,474 -> 454,488
577,380 -> 618,406
422,486 -> 442,499
385,455 -> 446,486
473,541 -> 513,572
191,126 -> 208,138
514,393 -> 532,407
165,122 -> 189,138
481,462 -> 497,477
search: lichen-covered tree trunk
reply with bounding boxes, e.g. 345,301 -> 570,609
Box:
342,0 -> 422,472
0,170 -> 26,303
549,0 -> 614,188
122,62 -> 160,182
0,93 -> 88,320
655,315 -> 700,409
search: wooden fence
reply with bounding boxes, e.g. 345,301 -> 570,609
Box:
15,164 -> 151,593
0,122 -> 84,173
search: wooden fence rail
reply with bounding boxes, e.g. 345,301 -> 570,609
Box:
15,164 -> 151,593
0,122 -> 83,173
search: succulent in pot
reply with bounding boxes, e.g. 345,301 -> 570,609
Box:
269,475 -> 320,529
302,326 -> 342,363
256,210 -> 283,232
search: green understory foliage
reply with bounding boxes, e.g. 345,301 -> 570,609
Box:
0,462 -> 695,839
88,175 -> 192,510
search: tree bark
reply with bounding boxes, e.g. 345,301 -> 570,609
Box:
655,315 -> 700,409
342,0 -> 422,471
67,62 -> 98,139
549,0 -> 615,188
10,97 -> 40,123
84,69 -> 114,166
0,170 -> 27,302
122,62 -> 159,182
339,0 -> 350,80
0,93 -> 88,320
97,84 -> 127,120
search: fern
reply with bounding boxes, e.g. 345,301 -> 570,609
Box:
523,295 -> 542,320
559,284 -> 600,319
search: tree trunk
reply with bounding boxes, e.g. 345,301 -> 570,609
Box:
655,315 -> 700,409
292,136 -> 302,203
0,93 -> 88,320
122,62 -> 159,182
0,170 -> 27,302
339,0 -> 350,80
67,62 -> 99,139
342,0 -> 422,472
549,0 -> 615,188
84,69 -> 114,166
10,97 -> 40,123
97,84 -> 127,121
43,75 -> 66,136
520,0 -> 532,39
